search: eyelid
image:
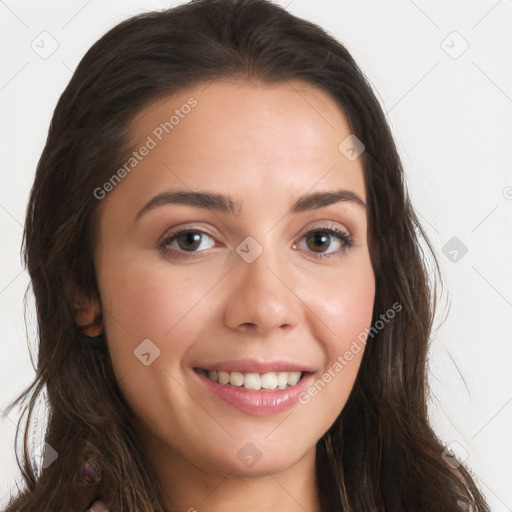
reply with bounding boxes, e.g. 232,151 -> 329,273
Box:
297,219 -> 350,237
160,222 -> 217,240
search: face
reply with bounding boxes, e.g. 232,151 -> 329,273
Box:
93,79 -> 375,478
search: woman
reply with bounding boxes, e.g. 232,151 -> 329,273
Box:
3,0 -> 490,510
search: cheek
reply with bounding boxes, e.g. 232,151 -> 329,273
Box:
299,258 -> 375,413
96,255 -> 215,379
308,253 -> 375,348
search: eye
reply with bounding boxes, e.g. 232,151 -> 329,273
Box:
157,223 -> 355,259
158,227 -> 216,258
293,225 -> 354,259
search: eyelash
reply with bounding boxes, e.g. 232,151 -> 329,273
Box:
157,223 -> 355,260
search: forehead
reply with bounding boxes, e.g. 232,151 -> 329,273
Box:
129,78 -> 356,161
103,79 -> 366,220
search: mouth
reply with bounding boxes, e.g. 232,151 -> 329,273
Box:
191,358 -> 316,415
193,365 -> 315,416
195,368 -> 307,391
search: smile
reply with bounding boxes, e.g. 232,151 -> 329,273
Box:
197,369 -> 303,391
193,366 -> 315,416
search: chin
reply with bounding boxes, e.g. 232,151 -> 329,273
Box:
189,439 -> 315,478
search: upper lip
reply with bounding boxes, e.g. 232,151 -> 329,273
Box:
194,358 -> 315,373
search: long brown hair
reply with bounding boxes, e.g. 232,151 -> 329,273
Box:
4,0 -> 489,510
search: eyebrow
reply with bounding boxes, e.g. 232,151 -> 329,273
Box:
135,188 -> 366,221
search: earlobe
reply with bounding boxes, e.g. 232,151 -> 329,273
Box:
71,292 -> 104,338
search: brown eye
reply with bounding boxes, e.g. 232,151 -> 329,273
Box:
175,231 -> 203,251
305,230 -> 332,253
158,228 -> 217,258
294,227 -> 354,259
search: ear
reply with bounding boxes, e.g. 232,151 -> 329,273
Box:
64,271 -> 104,338
71,291 -> 103,338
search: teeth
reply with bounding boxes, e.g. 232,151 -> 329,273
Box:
287,372 -> 301,386
276,372 -> 288,389
217,370 -> 230,385
202,370 -> 303,390
229,371 -> 244,387
261,372 -> 277,390
243,373 -> 261,390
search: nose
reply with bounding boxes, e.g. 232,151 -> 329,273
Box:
223,241 -> 302,336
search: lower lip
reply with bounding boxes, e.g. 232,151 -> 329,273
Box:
194,370 -> 314,416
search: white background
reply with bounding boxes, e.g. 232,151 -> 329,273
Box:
1,0 -> 511,509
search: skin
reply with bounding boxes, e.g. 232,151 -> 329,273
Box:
82,79 -> 375,511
